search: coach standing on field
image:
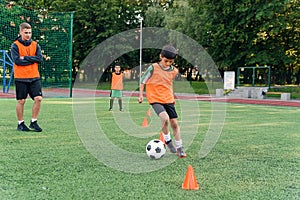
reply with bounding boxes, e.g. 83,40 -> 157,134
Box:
11,22 -> 43,132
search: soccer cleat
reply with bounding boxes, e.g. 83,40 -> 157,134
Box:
17,122 -> 30,131
177,147 -> 186,158
29,121 -> 42,132
109,108 -> 112,111
165,140 -> 177,153
120,109 -> 124,112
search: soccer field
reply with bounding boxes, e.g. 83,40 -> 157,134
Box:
0,97 -> 299,199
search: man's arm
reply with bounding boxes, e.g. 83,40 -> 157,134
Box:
11,43 -> 34,66
23,44 -> 43,64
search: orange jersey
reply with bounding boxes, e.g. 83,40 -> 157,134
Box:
111,72 -> 124,90
146,63 -> 178,104
13,40 -> 40,79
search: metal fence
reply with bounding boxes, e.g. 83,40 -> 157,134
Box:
0,1 -> 73,97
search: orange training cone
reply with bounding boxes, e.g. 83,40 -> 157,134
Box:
146,108 -> 152,116
182,165 -> 199,190
142,117 -> 148,127
159,132 -> 166,144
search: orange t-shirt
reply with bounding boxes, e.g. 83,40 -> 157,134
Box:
13,40 -> 40,79
111,72 -> 123,90
146,63 -> 178,104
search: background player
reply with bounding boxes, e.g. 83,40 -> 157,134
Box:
109,65 -> 124,111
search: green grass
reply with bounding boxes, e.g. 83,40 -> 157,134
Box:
0,98 -> 299,199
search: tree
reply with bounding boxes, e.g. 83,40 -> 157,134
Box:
9,0 -> 298,84
10,0 -> 149,82
186,0 -> 299,84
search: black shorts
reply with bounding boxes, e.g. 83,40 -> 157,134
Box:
151,103 -> 178,119
15,79 -> 43,100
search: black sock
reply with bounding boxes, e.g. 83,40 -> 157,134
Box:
118,98 -> 122,110
110,99 -> 114,109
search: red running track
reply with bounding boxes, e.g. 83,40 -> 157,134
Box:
1,88 -> 300,107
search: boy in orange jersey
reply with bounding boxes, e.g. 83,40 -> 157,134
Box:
11,22 -> 43,132
138,45 -> 186,158
109,65 -> 124,111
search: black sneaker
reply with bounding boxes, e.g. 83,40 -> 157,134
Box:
17,122 -> 30,131
29,121 -> 42,132
166,140 -> 177,153
177,147 -> 186,158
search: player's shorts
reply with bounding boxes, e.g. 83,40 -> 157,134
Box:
151,103 -> 178,119
110,90 -> 122,98
15,79 -> 43,100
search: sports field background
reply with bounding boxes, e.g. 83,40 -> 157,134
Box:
0,96 -> 299,199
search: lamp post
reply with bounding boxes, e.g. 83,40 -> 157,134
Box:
139,17 -> 143,84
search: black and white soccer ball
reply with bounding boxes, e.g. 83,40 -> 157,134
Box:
146,139 -> 166,159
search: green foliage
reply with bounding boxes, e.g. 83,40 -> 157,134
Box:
0,1 -> 73,89
144,6 -> 166,27
8,0 -> 153,70
0,2 -> 29,50
189,0 -> 299,70
4,0 -> 299,85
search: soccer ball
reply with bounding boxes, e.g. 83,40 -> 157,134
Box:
146,139 -> 166,159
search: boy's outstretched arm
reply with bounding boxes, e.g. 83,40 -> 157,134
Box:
138,83 -> 145,103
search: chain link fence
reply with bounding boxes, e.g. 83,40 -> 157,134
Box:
0,1 -> 73,97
